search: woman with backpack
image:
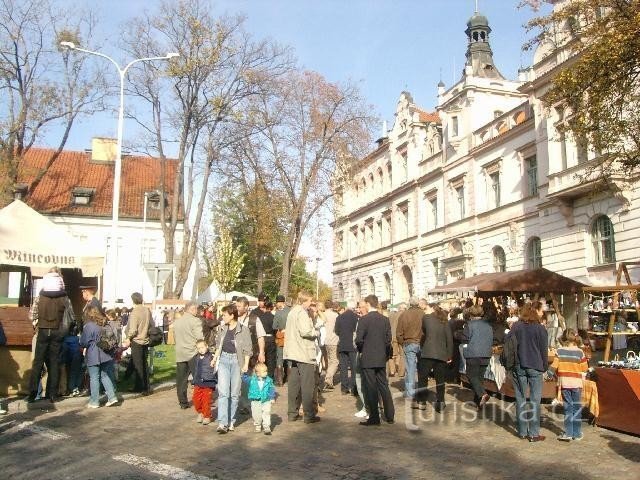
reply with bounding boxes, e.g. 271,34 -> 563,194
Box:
79,306 -> 119,408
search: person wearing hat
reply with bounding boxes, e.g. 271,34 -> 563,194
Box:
272,294 -> 290,385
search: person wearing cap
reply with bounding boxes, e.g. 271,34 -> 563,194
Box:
250,292 -> 267,319
273,294 -> 290,385
173,302 -> 204,409
123,292 -> 151,393
396,296 -> 425,402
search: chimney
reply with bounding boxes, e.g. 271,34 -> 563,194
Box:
91,137 -> 117,163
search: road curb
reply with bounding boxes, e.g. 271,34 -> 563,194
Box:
3,381 -> 175,414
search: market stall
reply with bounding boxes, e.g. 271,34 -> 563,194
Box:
584,262 -> 640,435
0,200 -> 104,395
429,268 -> 585,400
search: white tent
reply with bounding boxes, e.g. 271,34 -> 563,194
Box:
0,200 -> 104,276
197,282 -> 257,304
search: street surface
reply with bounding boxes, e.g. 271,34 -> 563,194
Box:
1,380 -> 638,480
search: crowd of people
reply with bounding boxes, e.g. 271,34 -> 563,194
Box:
24,267 -> 591,443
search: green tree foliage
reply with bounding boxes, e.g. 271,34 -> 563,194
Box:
523,0 -> 640,176
210,227 -> 245,294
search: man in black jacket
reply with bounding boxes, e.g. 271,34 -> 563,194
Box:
334,302 -> 358,395
355,295 -> 395,426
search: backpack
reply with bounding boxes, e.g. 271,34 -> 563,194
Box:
97,323 -> 118,353
499,331 -> 519,370
147,326 -> 163,347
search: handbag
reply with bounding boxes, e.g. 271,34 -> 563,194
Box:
59,298 -> 75,336
275,330 -> 285,348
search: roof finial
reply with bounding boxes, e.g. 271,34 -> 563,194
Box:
475,0 -> 479,13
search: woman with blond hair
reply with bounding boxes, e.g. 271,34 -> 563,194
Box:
79,306 -> 119,408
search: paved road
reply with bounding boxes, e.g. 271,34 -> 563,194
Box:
1,380 -> 638,480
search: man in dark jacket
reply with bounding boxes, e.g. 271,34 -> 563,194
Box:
334,302 -> 359,395
355,295 -> 394,426
27,270 -> 71,403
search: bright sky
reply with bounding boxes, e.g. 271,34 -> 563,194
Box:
55,0 -> 543,283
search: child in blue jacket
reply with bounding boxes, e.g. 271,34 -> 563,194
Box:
192,340 -> 217,425
247,362 -> 276,435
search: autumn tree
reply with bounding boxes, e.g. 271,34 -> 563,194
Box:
522,0 -> 640,176
222,70 -> 375,296
210,227 -> 245,296
120,0 -> 292,298
0,0 -> 105,205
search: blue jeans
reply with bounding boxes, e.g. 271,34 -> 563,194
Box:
512,366 -> 543,437
403,343 -> 421,398
562,388 -> 583,438
88,361 -> 117,406
217,352 -> 241,427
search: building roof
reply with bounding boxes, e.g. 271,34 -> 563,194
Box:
16,146 -> 180,220
416,108 -> 440,124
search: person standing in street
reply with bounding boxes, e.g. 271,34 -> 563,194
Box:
386,302 -> 406,378
460,302 -> 494,409
212,304 -> 252,434
173,301 -> 204,409
79,306 -> 119,408
27,269 -> 71,403
510,301 -> 549,442
355,295 -> 394,426
335,302 -> 358,395
123,292 -> 151,394
396,296 -> 425,401
322,301 -> 340,390
416,303 -> 453,413
283,291 -> 320,424
273,294 -> 290,386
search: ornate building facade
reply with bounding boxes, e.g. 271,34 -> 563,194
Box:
331,8 -> 639,304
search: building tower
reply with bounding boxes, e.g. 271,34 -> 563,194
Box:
464,11 -> 504,79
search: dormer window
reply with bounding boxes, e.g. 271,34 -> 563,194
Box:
71,187 -> 95,206
13,184 -> 28,201
146,190 -> 166,210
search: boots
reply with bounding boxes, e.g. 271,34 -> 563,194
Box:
275,367 -> 284,386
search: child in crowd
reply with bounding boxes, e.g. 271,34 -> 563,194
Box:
247,362 -> 276,435
192,339 -> 217,425
547,329 -> 589,442
61,323 -> 84,396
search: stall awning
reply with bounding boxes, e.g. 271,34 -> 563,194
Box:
429,268 -> 586,295
0,200 -> 104,276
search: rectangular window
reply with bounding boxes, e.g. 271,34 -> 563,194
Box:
451,116 -> 459,137
456,186 -> 465,220
397,207 -> 409,239
526,156 -> 538,196
490,172 -> 500,208
376,220 -> 383,248
401,153 -> 408,183
430,197 -> 438,229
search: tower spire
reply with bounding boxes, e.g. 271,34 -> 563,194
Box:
464,9 -> 504,80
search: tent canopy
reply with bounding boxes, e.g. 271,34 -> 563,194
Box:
197,282 -> 258,304
429,268 -> 585,295
0,200 -> 104,276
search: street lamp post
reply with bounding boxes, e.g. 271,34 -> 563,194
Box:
315,257 -> 321,299
60,42 -> 178,305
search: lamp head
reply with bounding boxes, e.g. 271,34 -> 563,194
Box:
165,52 -> 179,59
60,41 -> 76,50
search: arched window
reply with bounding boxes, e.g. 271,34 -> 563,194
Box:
527,237 -> 542,269
368,276 -> 375,295
493,246 -> 506,272
354,279 -> 361,300
377,168 -> 384,193
368,173 -> 374,192
337,282 -> 345,301
383,273 -> 391,301
591,215 -> 615,265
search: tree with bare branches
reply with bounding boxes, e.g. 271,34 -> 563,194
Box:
223,70 -> 376,296
0,0 -> 105,204
120,0 -> 292,298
